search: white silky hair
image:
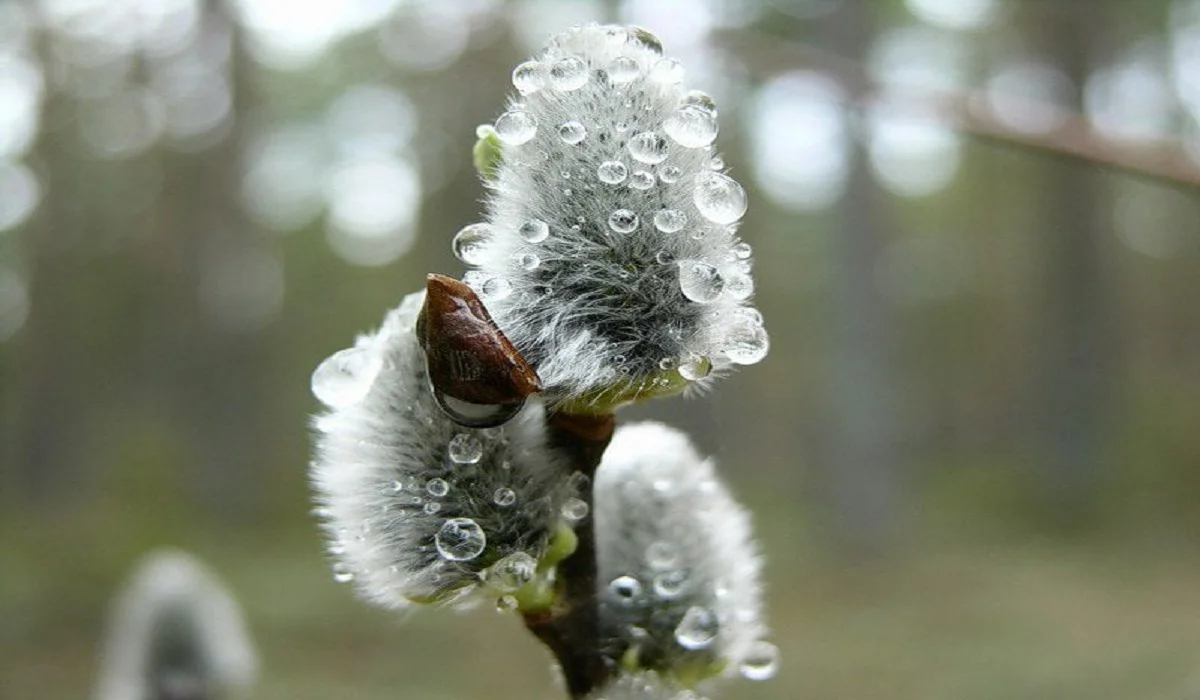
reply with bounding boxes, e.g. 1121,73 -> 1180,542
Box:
465,24 -> 768,404
594,422 -> 768,681
92,549 -> 257,700
310,290 -> 576,609
586,671 -> 707,700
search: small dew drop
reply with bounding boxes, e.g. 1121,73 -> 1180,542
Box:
448,433 -> 483,464
493,487 -> 517,506
495,594 -> 518,612
658,165 -> 682,183
481,277 -> 512,300
561,497 -> 589,522
608,209 -> 639,234
664,104 -> 719,148
678,260 -> 724,303
487,551 -> 537,592
423,501 -> 442,515
725,273 -> 754,300
452,223 -> 493,266
653,570 -> 688,599
558,120 -> 587,144
312,347 -> 381,408
655,250 -> 675,265
628,131 -> 669,164
608,55 -> 640,84
426,478 -> 449,497
628,170 -> 655,190
435,517 -> 487,561
388,479 -> 403,493
653,208 -> 687,233
568,471 -> 590,490
649,58 -> 684,84
722,318 -> 770,365
693,172 -> 748,224
519,253 -> 541,270
608,575 -> 642,603
597,160 -> 628,184
678,354 -> 712,381
512,60 -> 544,94
494,109 -> 537,145
550,56 -> 589,91
675,606 -> 719,649
732,242 -> 753,260
739,641 -> 781,681
520,219 -> 550,243
657,357 -> 677,371
332,563 -> 355,584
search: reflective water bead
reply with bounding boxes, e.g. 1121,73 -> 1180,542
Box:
597,160 -> 628,184
519,253 -> 541,270
448,432 -> 483,464
709,155 -> 725,170
645,540 -> 679,569
487,551 -> 537,592
561,497 -> 589,522
568,470 -> 590,490
558,120 -> 586,144
493,487 -> 516,506
435,517 -> 487,561
608,575 -> 642,602
388,479 -> 403,493
331,563 -> 355,584
452,223 -> 493,266
739,640 -> 781,681
512,60 -> 544,94
628,131 -> 669,164
494,109 -> 537,145
732,241 -> 753,259
681,89 -> 718,116
738,306 -> 765,326
550,56 -> 589,91
608,209 -> 639,234
495,594 -> 518,612
674,606 -> 719,649
426,478 -> 449,497
481,277 -> 512,300
434,392 -> 523,430
678,260 -> 724,303
608,55 -> 640,84
657,357 -> 677,371
658,165 -> 681,183
725,273 -> 754,300
664,104 -> 719,148
693,172 -> 747,224
628,170 -> 655,190
312,347 -> 381,408
653,570 -> 687,599
653,208 -> 686,233
655,250 -> 675,265
423,501 -> 441,515
629,27 -> 664,55
519,218 -> 550,243
649,58 -> 684,84
678,354 -> 712,381
722,320 -> 770,365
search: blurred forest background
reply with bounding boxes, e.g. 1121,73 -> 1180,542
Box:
2,0 -> 1200,698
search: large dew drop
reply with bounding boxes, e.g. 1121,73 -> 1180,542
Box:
725,273 -> 754,300
435,518 -> 487,561
653,209 -> 686,233
495,109 -> 537,145
558,120 -> 586,145
664,105 -> 719,148
448,433 -> 483,464
693,171 -> 747,224
674,606 -> 719,649
608,209 -> 639,234
739,640 -> 780,681
452,223 -> 493,266
678,353 -> 712,381
486,551 -> 537,592
312,347 -> 382,408
519,218 -> 550,243
597,160 -> 628,184
550,56 -> 589,91
628,131 -> 669,164
512,61 -> 544,94
678,260 -> 724,303
722,318 -> 769,365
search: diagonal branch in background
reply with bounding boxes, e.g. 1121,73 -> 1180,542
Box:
717,33 -> 1200,194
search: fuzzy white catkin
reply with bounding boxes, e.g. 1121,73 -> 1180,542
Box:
586,671 -> 708,700
309,290 -> 576,609
594,422 -> 773,683
461,24 -> 769,404
92,549 -> 258,700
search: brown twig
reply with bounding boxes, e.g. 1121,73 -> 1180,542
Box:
717,33 -> 1200,194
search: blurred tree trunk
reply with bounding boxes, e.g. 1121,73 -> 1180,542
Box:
1028,2 -> 1115,527
820,2 -> 901,555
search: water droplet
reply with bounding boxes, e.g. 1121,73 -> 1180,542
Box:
435,517 -> 487,561
681,90 -> 718,116
423,501 -> 442,515
493,487 -> 516,506
693,172 -> 747,224
312,347 -> 381,408
520,218 -> 550,243
678,354 -> 712,381
675,606 -> 719,649
608,209 -> 639,234
487,551 -> 537,592
495,594 -> 518,612
550,56 -> 589,91
709,155 -> 725,170
653,570 -> 687,599
426,478 -> 449,497
387,479 -> 403,493
608,55 -> 640,84
452,223 -> 493,266
653,208 -> 686,233
645,541 -> 680,569
494,109 -> 537,145
657,357 -> 677,371
448,433 -> 483,464
655,250 -> 675,265
481,277 -> 512,300
664,104 -> 719,148
628,131 -> 669,164
722,318 -> 770,365
739,640 -> 780,681
628,27 -> 664,55
649,58 -> 684,84
568,471 -> 590,490
512,60 -> 544,94
658,165 -> 682,183
557,120 -> 586,144
434,392 -> 524,429
519,253 -> 541,270
725,273 -> 754,300
608,575 -> 641,603
597,160 -> 628,184
560,170 -> 572,180
561,497 -> 589,522
332,562 -> 355,583
732,242 -> 752,259
629,170 -> 655,190
678,260 -> 724,303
